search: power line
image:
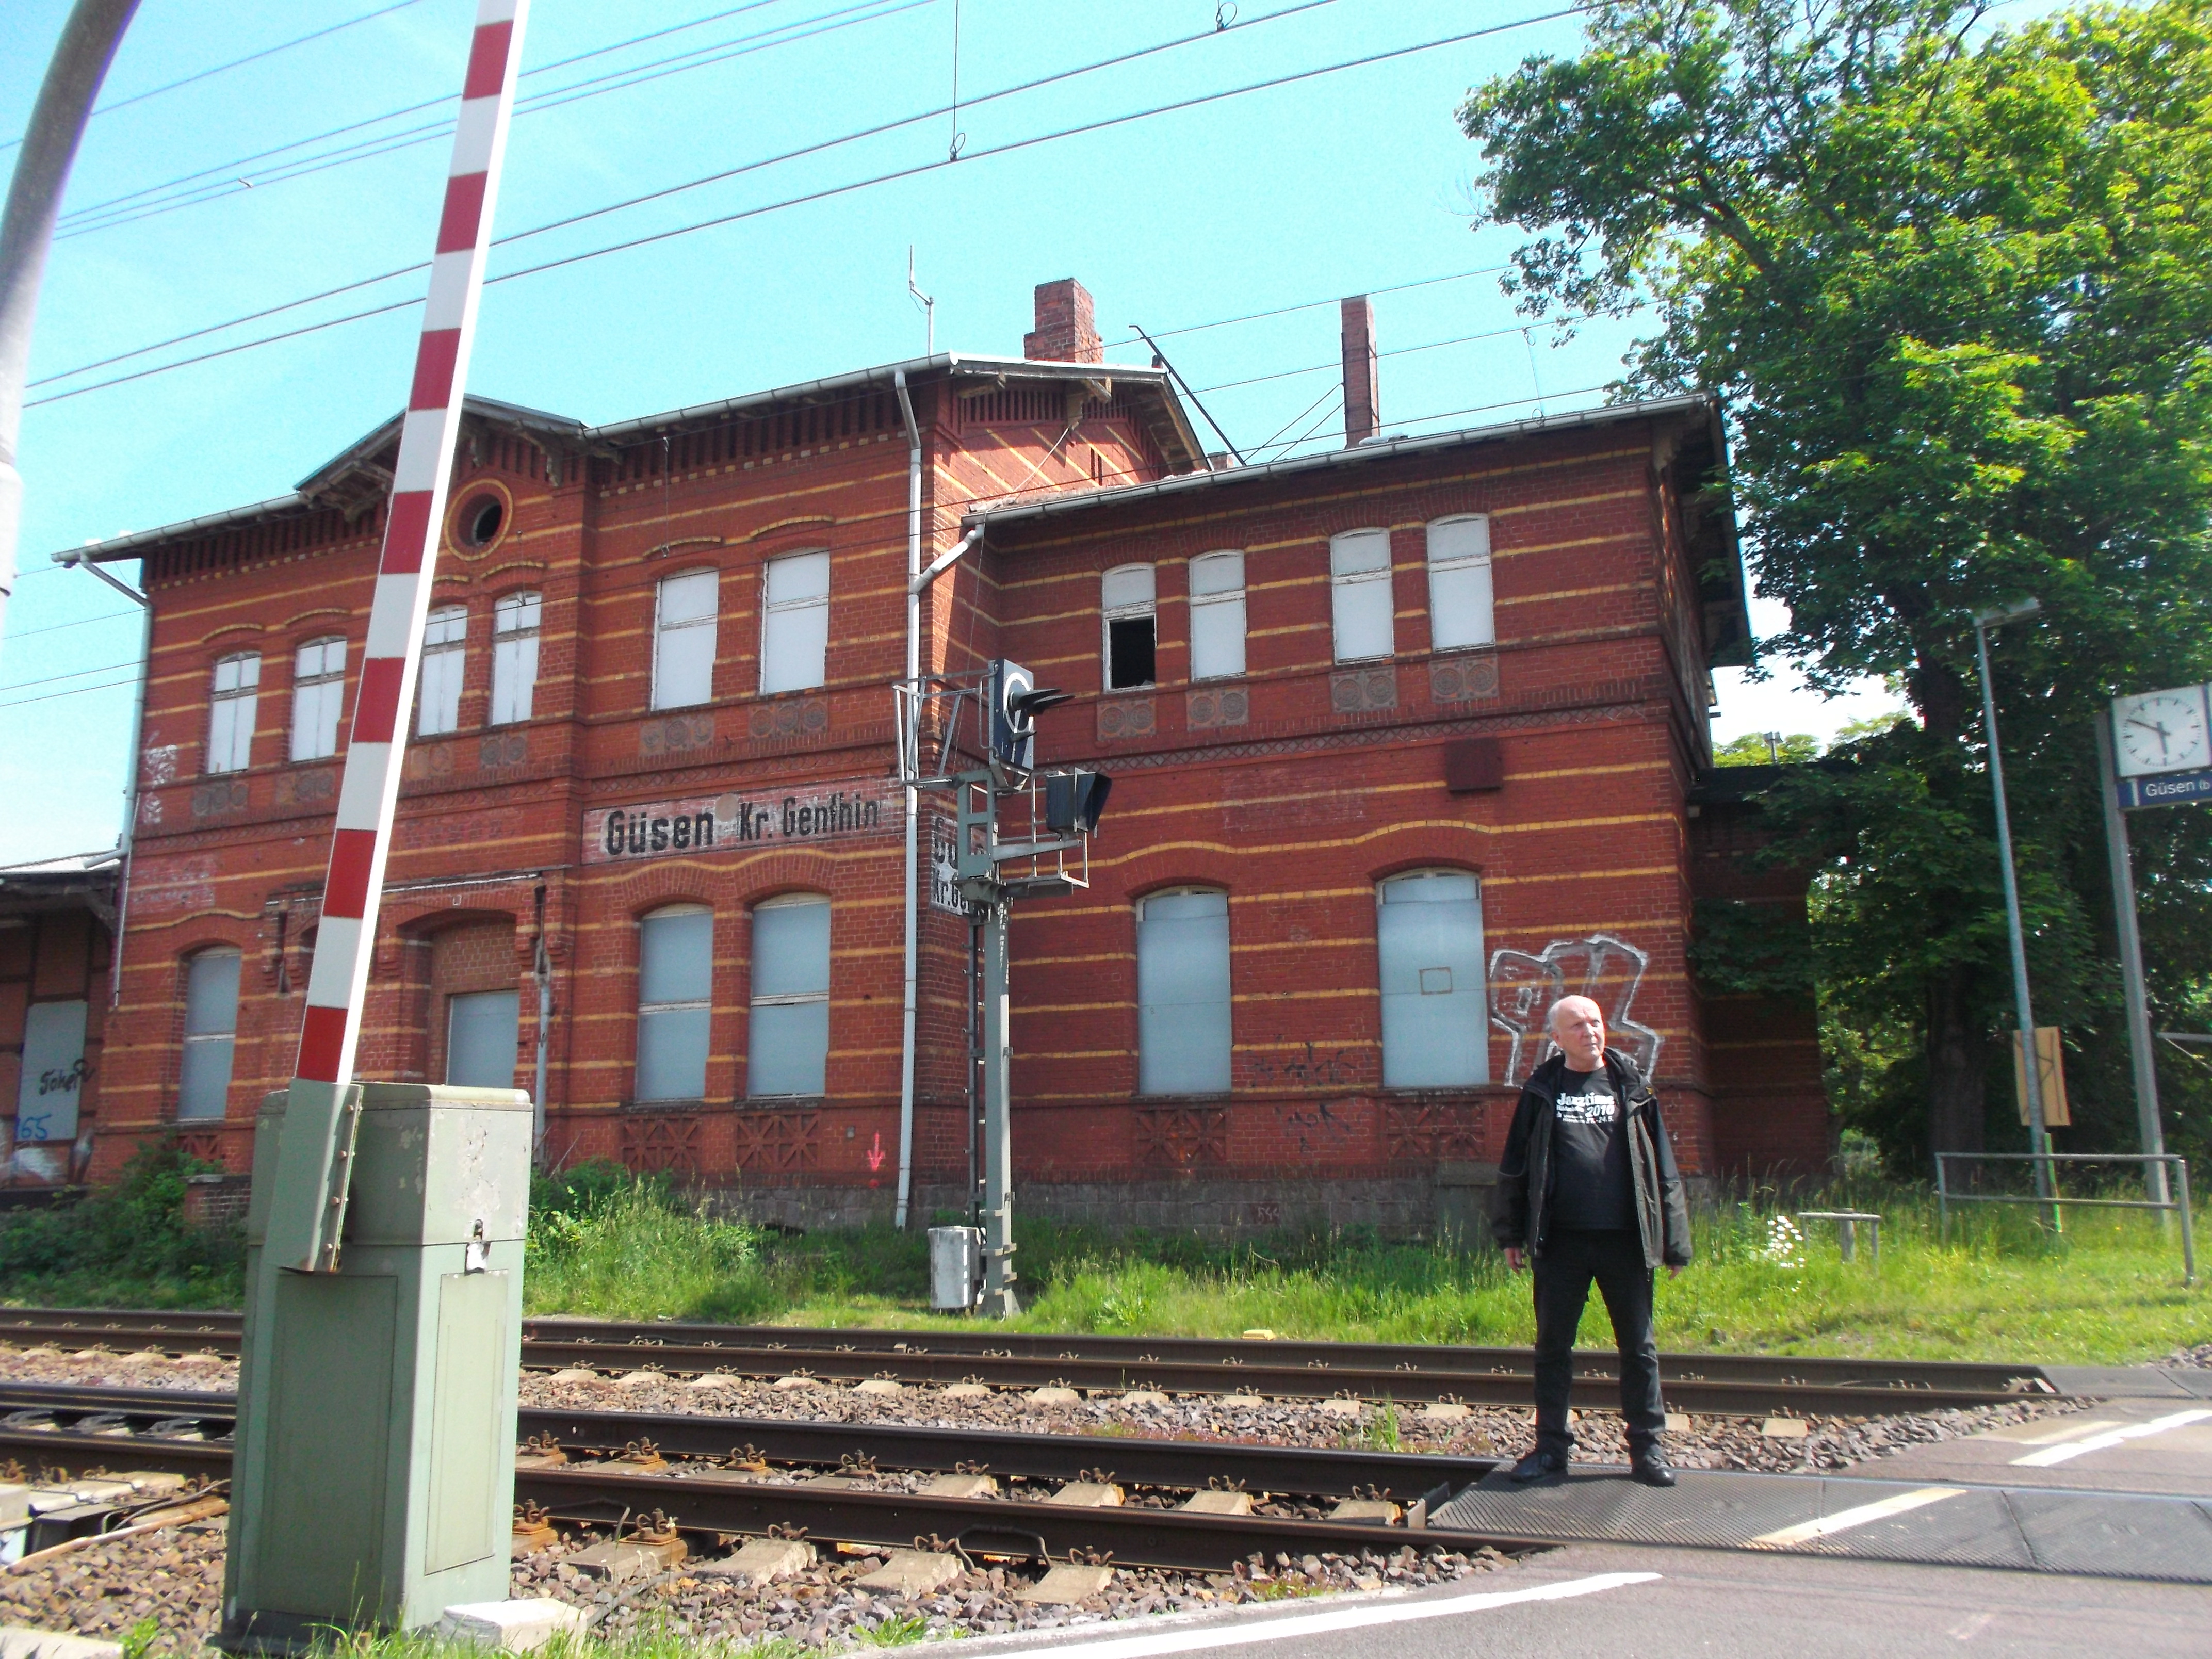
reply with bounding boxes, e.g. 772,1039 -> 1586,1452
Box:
0,607 -> 138,643
28,2 -> 1595,410
0,0 -> 429,156
0,674 -> 141,713
34,0 -> 1345,391
1109,263 -> 1515,347
56,0 -> 925,241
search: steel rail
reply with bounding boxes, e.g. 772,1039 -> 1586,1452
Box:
0,1308 -> 2050,1411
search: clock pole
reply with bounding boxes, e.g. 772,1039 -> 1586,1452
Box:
2095,712 -> 2170,1211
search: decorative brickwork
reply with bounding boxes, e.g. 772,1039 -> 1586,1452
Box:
1134,1105 -> 1230,1170
1185,686 -> 1248,730
1096,696 -> 1156,741
1429,653 -> 1500,703
1382,1100 -> 1486,1162
733,1108 -> 820,1176
621,1113 -> 703,1177
1330,666 -> 1397,714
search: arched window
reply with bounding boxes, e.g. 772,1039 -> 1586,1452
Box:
652,569 -> 719,710
1137,888 -> 1231,1095
749,894 -> 831,1096
1426,515 -> 1494,650
206,653 -> 259,774
760,550 -> 831,694
290,637 -> 346,761
417,605 -> 467,736
1376,870 -> 1488,1087
1329,529 -> 1394,662
178,949 -> 242,1120
1101,564 -> 1157,690
491,591 -> 542,725
1188,551 -> 1246,681
636,906 -> 712,1102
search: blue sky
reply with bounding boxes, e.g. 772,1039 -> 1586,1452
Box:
0,0 -> 1902,866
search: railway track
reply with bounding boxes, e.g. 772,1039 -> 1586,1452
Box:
0,1307 -> 2054,1417
0,1381 -> 1546,1572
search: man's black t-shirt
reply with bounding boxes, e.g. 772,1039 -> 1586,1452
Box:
1548,1066 -> 1633,1232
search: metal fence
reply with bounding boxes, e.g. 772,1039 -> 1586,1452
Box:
1934,1151 -> 2194,1284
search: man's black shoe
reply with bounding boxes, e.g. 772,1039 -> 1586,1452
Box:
1508,1449 -> 1567,1483
1629,1446 -> 1677,1487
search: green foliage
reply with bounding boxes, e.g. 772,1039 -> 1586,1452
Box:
0,1136 -> 242,1307
1462,0 -> 2212,1153
523,1162 -> 779,1323
1714,731 -> 1819,766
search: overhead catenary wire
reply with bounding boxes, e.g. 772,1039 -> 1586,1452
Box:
55,0 -> 929,241
1108,263 -> 1515,347
0,0 -> 430,156
34,0 -> 1349,391
27,1 -> 1596,410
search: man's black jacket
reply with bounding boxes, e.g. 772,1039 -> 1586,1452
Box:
1491,1046 -> 1692,1271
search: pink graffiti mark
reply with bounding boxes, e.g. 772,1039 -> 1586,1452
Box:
866,1132 -> 886,1173
1487,933 -> 1663,1086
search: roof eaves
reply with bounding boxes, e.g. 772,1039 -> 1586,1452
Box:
52,494 -> 310,566
966,395 -> 1715,530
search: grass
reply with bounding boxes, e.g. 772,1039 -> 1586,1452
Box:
517,1164 -> 2209,1365
2,1152 -> 2204,1365
307,1621 -> 814,1659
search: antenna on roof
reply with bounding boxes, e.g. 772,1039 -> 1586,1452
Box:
908,246 -> 935,356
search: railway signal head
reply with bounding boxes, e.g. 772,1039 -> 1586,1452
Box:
988,659 -> 1071,770
1045,769 -> 1112,835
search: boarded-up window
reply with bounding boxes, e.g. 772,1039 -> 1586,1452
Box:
1188,551 -> 1246,681
207,654 -> 259,774
760,550 -> 830,695
1426,515 -> 1494,650
491,591 -> 541,725
749,895 -> 829,1096
178,950 -> 241,1121
417,605 -> 467,736
1101,564 -> 1156,690
652,570 -> 718,710
1377,870 -> 1487,1087
1329,529 -> 1394,662
290,637 -> 346,761
14,1001 -> 88,1146
1137,888 -> 1231,1095
636,907 -> 711,1102
447,989 -> 519,1089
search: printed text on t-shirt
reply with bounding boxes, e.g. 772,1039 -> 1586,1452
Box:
1555,1091 -> 1618,1126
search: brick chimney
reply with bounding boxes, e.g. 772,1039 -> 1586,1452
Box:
1341,295 -> 1379,446
1024,278 -> 1103,364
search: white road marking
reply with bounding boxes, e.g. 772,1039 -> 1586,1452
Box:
1749,1486 -> 1965,1547
2012,1419 -> 2120,1445
977,1572 -> 1662,1659
2009,1407 -> 2212,1467
1949,1611 -> 1997,1641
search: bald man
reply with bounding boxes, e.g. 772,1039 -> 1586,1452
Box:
1492,994 -> 1691,1487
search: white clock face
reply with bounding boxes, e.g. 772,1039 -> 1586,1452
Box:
2112,686 -> 2211,777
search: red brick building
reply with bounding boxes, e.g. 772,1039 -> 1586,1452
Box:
46,279 -> 1828,1229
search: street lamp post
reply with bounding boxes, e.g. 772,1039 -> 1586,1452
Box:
1971,597 -> 2053,1215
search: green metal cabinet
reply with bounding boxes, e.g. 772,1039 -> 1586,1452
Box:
221,1082 -> 531,1650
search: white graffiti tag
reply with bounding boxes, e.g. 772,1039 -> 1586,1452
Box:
1487,933 -> 1663,1086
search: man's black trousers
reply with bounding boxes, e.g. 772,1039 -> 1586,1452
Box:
1532,1227 -> 1665,1454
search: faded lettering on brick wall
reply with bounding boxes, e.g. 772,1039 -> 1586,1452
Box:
583,779 -> 901,864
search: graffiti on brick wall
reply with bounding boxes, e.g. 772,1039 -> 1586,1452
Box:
1488,933 -> 1662,1086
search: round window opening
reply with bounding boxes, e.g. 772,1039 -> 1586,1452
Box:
462,496 -> 504,547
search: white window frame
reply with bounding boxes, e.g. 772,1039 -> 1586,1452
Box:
747,893 -> 832,1098
1136,887 -> 1233,1096
416,605 -> 467,737
1101,563 -> 1157,691
652,568 -> 720,711
1188,551 -> 1246,681
759,549 -> 831,696
1425,514 -> 1495,652
289,636 -> 347,762
636,904 -> 713,1103
177,949 -> 241,1122
1376,869 -> 1489,1088
1329,529 -> 1395,662
491,590 -> 541,725
207,653 -> 259,774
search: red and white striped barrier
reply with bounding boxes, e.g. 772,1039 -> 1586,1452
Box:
296,0 -> 530,1088
265,0 -> 530,1272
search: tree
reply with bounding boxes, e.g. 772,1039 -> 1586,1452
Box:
1714,731 -> 1820,766
1463,0 -> 2212,1161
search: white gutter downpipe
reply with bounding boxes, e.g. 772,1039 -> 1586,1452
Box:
62,552 -> 149,1006
893,371 -> 924,1230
